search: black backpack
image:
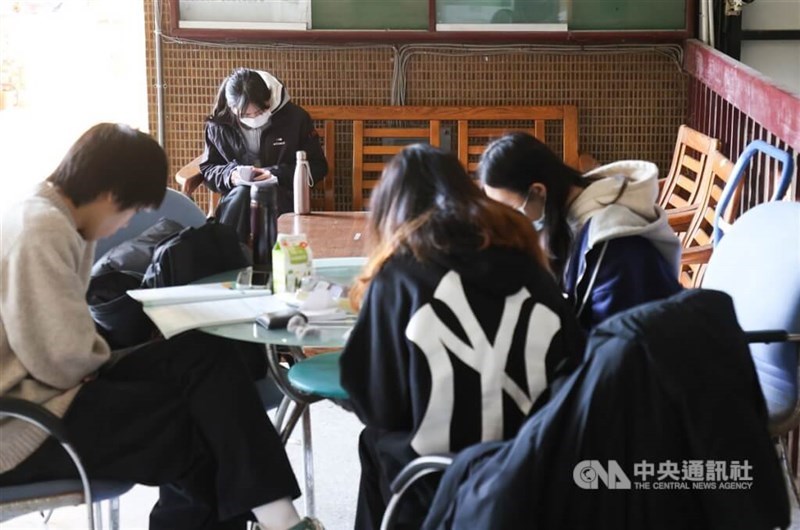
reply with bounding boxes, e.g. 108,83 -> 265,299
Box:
88,218 -> 186,348
92,218 -> 185,277
142,219 -> 251,288
88,219 -> 250,348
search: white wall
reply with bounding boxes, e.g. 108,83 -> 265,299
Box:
740,0 -> 800,94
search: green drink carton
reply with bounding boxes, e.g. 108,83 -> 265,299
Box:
272,233 -> 313,294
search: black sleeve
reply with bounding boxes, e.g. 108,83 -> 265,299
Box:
199,124 -> 237,194
270,111 -> 329,189
340,275 -> 412,431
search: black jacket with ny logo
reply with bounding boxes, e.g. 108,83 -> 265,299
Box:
340,247 -> 585,487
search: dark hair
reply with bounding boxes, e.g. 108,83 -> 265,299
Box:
478,132 -> 586,279
46,123 -> 167,210
350,143 -> 547,307
209,68 -> 271,123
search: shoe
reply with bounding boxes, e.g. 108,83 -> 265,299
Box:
254,517 -> 325,530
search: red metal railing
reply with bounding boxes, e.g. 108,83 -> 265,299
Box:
685,39 -> 799,213
685,38 -> 800,477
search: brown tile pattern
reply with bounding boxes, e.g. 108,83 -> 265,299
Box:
145,0 -> 687,211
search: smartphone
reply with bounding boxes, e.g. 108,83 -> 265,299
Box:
235,267 -> 271,290
251,270 -> 271,288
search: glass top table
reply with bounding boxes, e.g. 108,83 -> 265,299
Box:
195,257 -> 365,516
198,256 -> 365,348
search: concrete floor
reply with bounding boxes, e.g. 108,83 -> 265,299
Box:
4,404 -> 800,530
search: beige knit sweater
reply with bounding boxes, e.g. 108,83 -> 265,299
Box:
0,183 -> 111,472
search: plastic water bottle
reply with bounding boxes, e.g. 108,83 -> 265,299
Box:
293,150 -> 312,214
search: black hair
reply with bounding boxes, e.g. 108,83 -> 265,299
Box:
46,123 -> 167,210
478,131 -> 586,278
351,143 -> 547,306
208,68 -> 271,124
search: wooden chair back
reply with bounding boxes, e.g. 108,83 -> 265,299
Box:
306,105 -> 579,211
175,155 -> 212,215
660,125 -> 720,212
175,105 -> 580,213
679,150 -> 742,288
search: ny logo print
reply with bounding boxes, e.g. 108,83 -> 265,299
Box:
406,270 -> 560,454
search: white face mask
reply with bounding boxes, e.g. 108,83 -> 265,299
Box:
515,189 -> 531,216
517,189 -> 546,232
533,212 -> 546,232
239,111 -> 270,129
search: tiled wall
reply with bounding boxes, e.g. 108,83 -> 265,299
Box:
146,0 -> 687,210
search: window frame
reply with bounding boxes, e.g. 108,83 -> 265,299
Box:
167,0 -> 695,44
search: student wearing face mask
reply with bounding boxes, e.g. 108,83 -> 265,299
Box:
201,68 -> 328,241
479,132 -> 682,332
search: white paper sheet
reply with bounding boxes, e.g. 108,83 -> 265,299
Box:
141,295 -> 289,339
128,283 -> 268,306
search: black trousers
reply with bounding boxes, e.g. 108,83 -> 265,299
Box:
355,428 -> 440,530
216,185 -> 253,244
0,332 -> 300,530
216,184 -> 284,259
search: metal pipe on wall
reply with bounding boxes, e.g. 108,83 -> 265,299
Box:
699,0 -> 709,43
706,0 -> 715,47
153,0 -> 166,147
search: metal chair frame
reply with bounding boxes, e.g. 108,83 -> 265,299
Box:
0,398 -> 129,530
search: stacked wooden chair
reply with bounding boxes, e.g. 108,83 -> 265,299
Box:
659,125 -> 721,241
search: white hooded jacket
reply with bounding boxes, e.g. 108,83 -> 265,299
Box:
568,160 -> 681,275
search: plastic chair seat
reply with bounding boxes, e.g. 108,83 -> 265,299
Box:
287,352 -> 349,400
702,201 -> 800,434
0,479 -> 133,522
753,347 -> 798,425
1,479 -> 132,504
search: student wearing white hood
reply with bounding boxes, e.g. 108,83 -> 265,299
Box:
201,68 -> 328,241
479,132 -> 682,331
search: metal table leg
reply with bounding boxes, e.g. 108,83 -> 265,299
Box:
302,404 -> 315,517
264,343 -> 320,517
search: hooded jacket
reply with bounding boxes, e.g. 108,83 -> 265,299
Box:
564,160 -> 682,331
200,71 -> 328,220
423,288 -> 789,530
340,247 -> 585,493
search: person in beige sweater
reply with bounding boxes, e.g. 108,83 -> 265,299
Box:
0,123 -> 323,530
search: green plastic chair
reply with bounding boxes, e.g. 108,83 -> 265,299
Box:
287,351 -> 349,401
283,350 -> 350,516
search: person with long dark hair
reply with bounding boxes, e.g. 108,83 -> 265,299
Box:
201,68 -> 327,241
340,144 -> 584,529
0,123 -> 323,530
478,132 -> 681,331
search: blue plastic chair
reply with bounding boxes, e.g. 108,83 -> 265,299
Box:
94,188 -> 208,261
702,200 -> 800,501
0,399 -> 131,529
703,201 -> 800,432
712,139 -> 795,245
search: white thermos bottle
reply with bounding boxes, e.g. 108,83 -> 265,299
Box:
293,150 -> 312,215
